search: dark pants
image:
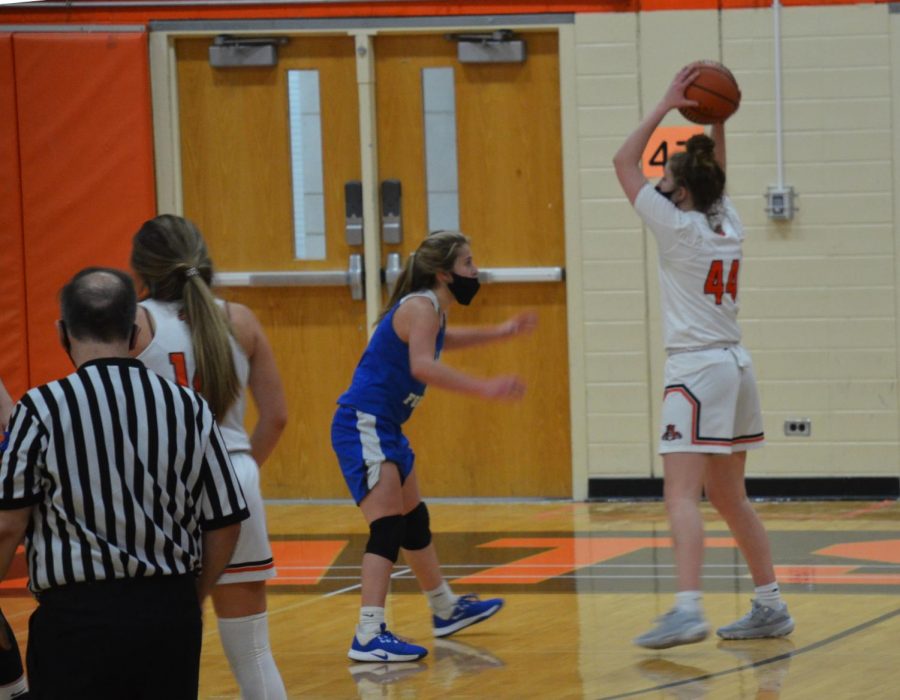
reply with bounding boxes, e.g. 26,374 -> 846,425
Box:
26,575 -> 201,700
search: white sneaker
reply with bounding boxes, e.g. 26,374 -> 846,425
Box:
634,608 -> 710,649
716,601 -> 794,640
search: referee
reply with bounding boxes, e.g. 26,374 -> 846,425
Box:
0,267 -> 250,699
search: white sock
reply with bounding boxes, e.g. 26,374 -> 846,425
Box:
674,590 -> 703,614
357,606 -> 385,642
218,612 -> 287,700
426,581 -> 459,619
754,582 -> 785,610
0,674 -> 27,700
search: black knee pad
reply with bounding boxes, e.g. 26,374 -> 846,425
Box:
402,501 -> 432,551
365,515 -> 405,563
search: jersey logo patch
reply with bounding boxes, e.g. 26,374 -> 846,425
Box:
661,424 -> 683,441
402,392 -> 423,409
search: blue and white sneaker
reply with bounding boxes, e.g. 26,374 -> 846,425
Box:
348,624 -> 428,662
433,594 -> 504,638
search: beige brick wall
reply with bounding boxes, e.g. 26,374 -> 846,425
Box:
574,4 -> 899,479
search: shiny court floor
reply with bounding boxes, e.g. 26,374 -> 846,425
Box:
3,500 -> 899,698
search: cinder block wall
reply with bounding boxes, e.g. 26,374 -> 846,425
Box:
575,4 -> 899,479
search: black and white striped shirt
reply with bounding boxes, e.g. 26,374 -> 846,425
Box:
0,357 -> 249,592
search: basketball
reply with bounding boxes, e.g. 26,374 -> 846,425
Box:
679,60 -> 741,124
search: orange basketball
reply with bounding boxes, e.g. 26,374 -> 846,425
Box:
679,61 -> 741,125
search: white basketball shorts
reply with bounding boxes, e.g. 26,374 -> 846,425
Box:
218,451 -> 276,584
659,345 -> 765,455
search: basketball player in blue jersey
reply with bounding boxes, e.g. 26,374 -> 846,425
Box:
614,65 -> 793,649
332,230 -> 536,662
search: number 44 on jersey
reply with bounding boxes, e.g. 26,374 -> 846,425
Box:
704,259 -> 739,305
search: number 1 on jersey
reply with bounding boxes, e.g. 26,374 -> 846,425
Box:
169,352 -> 201,391
704,259 -> 740,305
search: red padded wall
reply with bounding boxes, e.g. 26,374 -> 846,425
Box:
14,32 -> 157,386
0,34 -> 29,402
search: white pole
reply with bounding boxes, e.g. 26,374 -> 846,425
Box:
773,0 -> 785,189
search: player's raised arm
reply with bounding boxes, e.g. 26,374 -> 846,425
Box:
710,121 -> 727,174
613,65 -> 699,204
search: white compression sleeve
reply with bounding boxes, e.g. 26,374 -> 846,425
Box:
217,612 -> 287,700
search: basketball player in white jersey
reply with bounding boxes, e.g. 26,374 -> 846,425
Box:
613,64 -> 794,649
130,215 -> 288,699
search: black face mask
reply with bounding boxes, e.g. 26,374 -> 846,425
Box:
655,184 -> 676,201
447,272 -> 480,306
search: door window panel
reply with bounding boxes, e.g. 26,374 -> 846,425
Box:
288,69 -> 326,259
422,67 -> 460,233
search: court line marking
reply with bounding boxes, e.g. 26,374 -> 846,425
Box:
596,606 -> 900,700
269,562 -> 900,571
269,573 -> 900,582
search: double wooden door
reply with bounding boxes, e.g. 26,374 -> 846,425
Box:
175,30 -> 569,498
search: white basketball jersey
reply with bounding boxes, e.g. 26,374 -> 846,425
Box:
138,298 -> 251,453
634,183 -> 743,351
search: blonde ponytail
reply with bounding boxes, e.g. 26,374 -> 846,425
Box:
181,274 -> 241,418
131,215 -> 240,418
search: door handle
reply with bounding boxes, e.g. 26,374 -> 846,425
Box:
347,253 -> 364,300
477,267 -> 565,283
213,254 -> 366,300
380,179 -> 402,244
384,252 -> 403,297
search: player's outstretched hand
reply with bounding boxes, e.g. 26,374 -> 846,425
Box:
500,311 -> 538,338
480,375 -> 526,400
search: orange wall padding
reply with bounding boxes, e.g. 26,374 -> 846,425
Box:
0,34 -> 28,403
0,1 -> 889,25
14,32 -> 156,387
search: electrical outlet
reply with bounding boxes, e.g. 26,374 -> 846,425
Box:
783,419 -> 811,437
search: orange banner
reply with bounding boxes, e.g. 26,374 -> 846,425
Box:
642,125 -> 705,179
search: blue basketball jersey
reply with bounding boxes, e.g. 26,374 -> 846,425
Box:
337,290 -> 445,425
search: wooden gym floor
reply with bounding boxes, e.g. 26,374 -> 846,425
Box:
3,499 -> 899,698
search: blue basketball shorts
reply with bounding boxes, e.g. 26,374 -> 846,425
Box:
331,405 -> 415,505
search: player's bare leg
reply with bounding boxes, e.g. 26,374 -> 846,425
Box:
634,453 -> 709,649
399,470 -> 442,591
703,452 -> 775,585
360,462 -> 404,607
705,453 -> 794,640
400,470 -> 504,638
663,453 -> 707,591
350,462 -> 428,662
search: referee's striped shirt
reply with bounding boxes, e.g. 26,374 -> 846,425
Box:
0,357 -> 249,593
